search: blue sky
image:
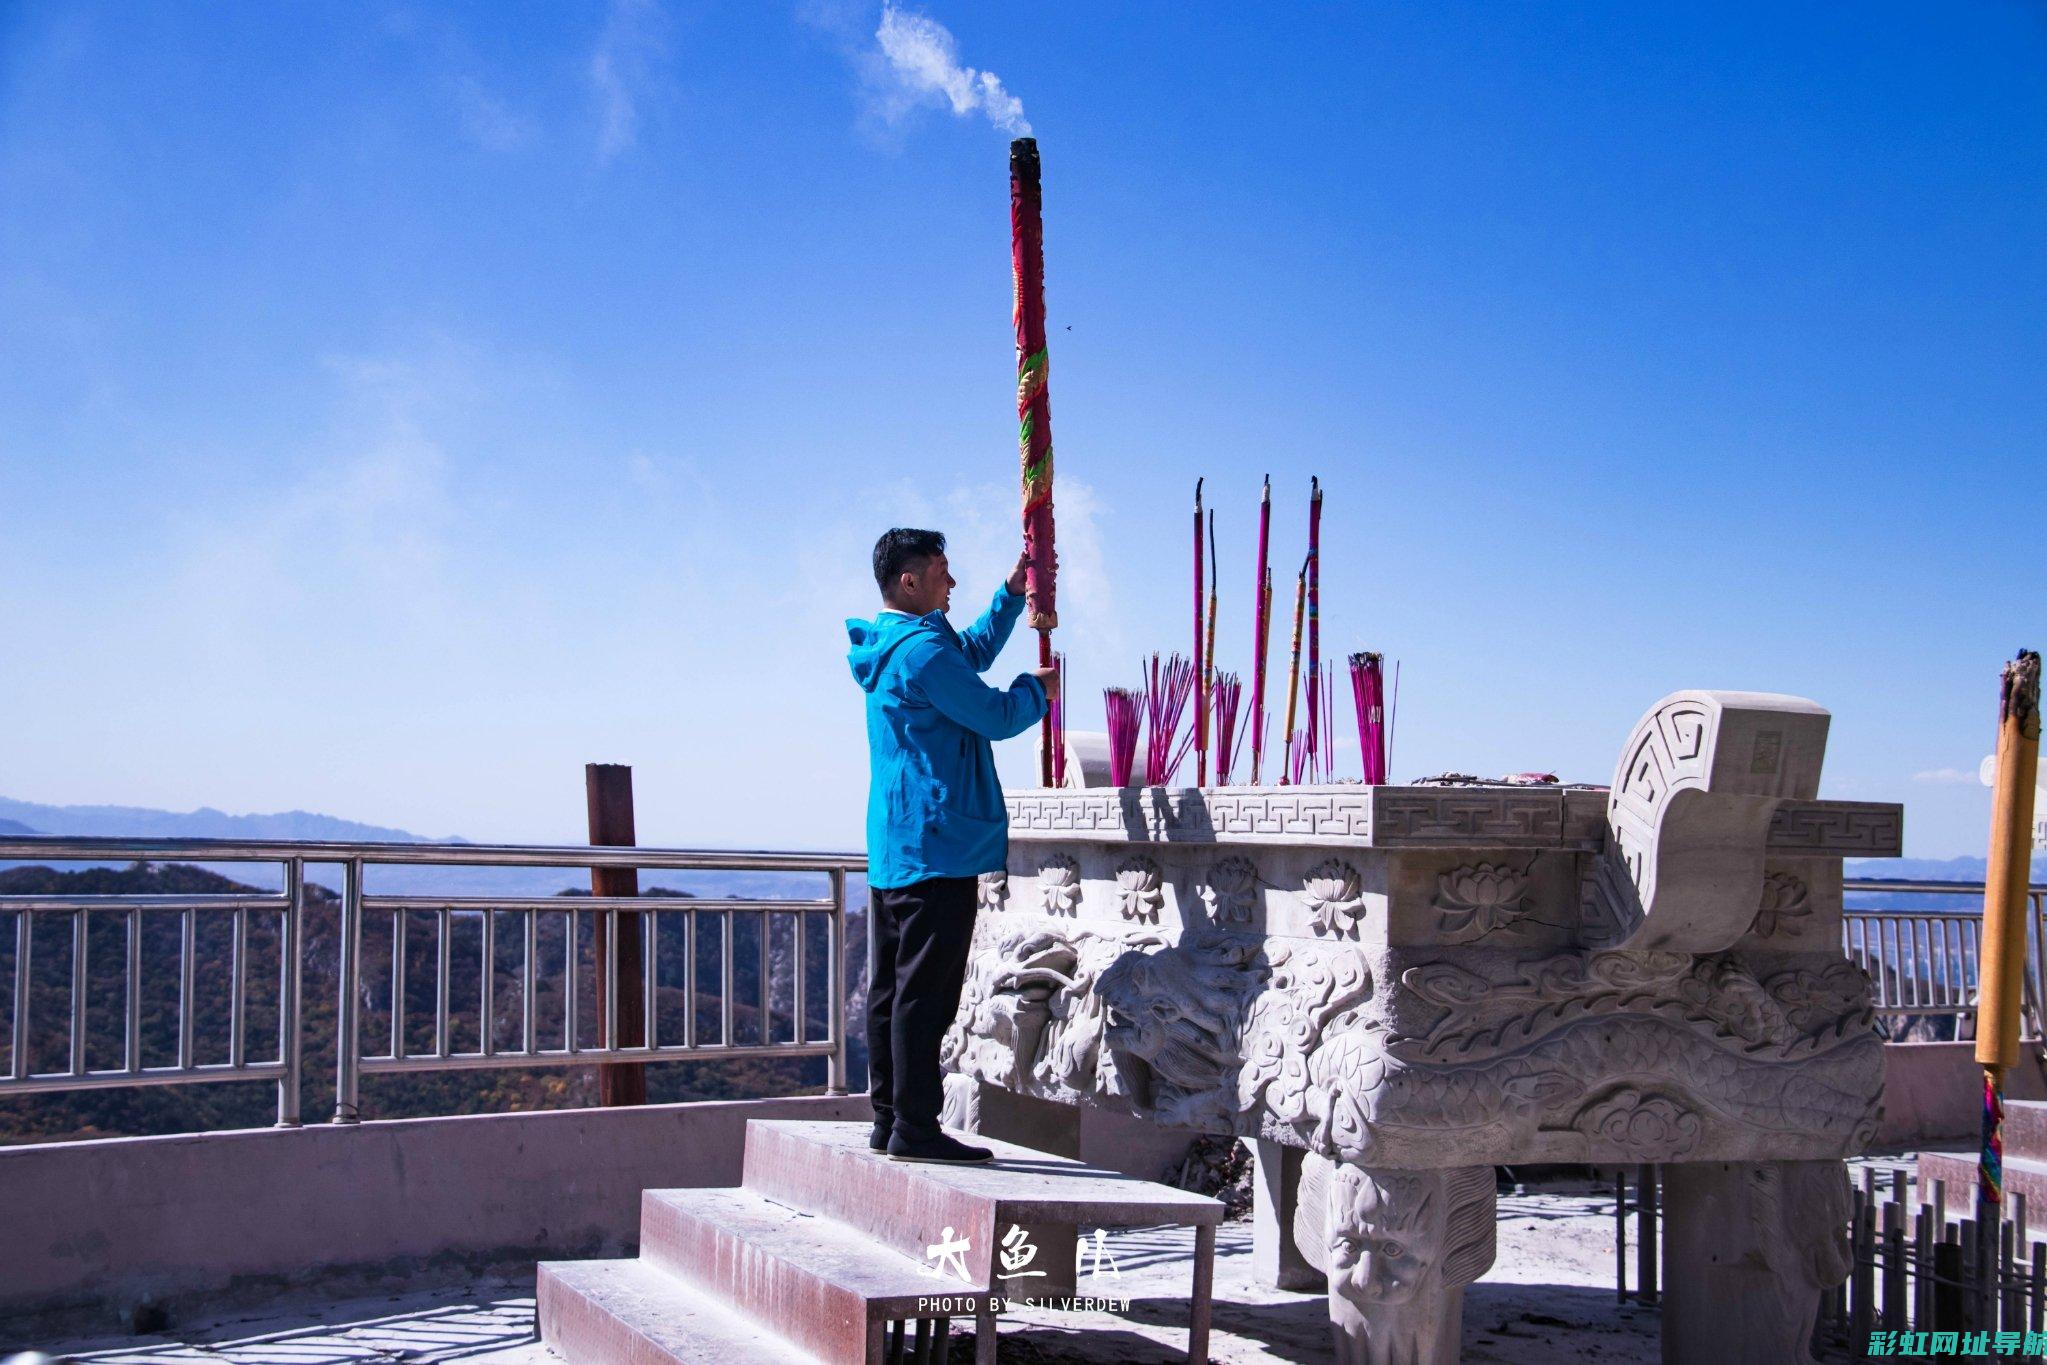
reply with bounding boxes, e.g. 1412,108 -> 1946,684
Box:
1,1 -> 2041,856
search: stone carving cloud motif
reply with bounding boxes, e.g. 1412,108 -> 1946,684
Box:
1114,857 -> 1165,923
1301,859 -> 1367,938
1200,856 -> 1260,925
1751,872 -> 1811,939
1432,860 -> 1533,941
978,870 -> 1008,913
1039,855 -> 1082,916
1573,1088 -> 1703,1159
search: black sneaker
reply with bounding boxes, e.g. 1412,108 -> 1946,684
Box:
868,1120 -> 891,1152
887,1132 -> 994,1164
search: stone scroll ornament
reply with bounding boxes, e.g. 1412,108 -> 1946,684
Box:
1584,690 -> 1831,952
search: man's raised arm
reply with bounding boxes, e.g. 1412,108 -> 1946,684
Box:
956,581 -> 1025,672
907,637 -> 1047,740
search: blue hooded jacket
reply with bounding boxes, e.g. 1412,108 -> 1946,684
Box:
846,583 -> 1048,890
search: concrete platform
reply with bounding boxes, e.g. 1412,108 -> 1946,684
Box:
639,1186 -> 999,1361
538,1258 -> 815,1365
39,1193 -> 1663,1365
742,1119 -> 1223,1283
1919,1149 -> 2047,1214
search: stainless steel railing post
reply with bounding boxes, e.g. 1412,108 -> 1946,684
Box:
277,858 -> 303,1126
333,857 -> 364,1123
826,867 -> 848,1095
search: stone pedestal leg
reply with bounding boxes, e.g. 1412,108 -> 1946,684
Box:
1314,1161 -> 1496,1365
1253,1140 -> 1324,1291
1660,1160 -> 1851,1365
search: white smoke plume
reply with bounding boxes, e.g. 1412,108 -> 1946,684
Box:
874,5 -> 1030,136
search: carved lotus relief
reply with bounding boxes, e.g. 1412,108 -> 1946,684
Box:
1038,855 -> 1081,916
977,870 -> 1008,913
1573,1088 -> 1702,1159
1301,859 -> 1367,938
1113,856 -> 1165,923
1751,872 -> 1812,939
1199,856 -> 1259,925
1432,860 -> 1534,941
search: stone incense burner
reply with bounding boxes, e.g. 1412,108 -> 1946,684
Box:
942,690 -> 1900,1364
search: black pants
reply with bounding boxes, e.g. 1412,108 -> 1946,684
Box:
867,875 -> 978,1142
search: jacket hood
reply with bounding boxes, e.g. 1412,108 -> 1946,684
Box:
846,610 -> 945,692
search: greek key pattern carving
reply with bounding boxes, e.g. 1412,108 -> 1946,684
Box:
1767,802 -> 1904,856
1006,786 -> 1609,848
1006,788 -> 1372,843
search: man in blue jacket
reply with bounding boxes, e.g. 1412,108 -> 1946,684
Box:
846,528 -> 1057,1163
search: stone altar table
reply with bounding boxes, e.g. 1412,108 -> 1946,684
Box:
941,690 -> 1900,1364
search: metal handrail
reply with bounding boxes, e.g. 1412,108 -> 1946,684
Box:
0,835 -> 863,1128
1842,878 -> 2047,1032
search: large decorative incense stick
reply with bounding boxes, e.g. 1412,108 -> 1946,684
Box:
1976,649 -> 2042,1218
1351,651 -> 1387,784
1321,662 -> 1337,783
1193,480 -> 1207,786
1250,477 -> 1272,783
1203,508 -> 1218,786
1279,558 -> 1308,786
1305,477 -> 1322,772
1010,137 -> 1058,788
1105,687 -> 1143,788
1213,671 -> 1243,784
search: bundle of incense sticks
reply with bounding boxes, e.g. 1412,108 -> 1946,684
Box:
1048,651 -> 1068,787
1213,671 -> 1244,784
1105,686 -> 1144,788
1351,651 -> 1387,784
1144,652 -> 1197,785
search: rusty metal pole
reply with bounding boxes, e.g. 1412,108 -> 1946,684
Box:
587,763 -> 647,1106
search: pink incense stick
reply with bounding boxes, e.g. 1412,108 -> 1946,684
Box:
1249,476 -> 1271,783
1351,651 -> 1387,784
1048,651 -> 1068,787
1305,477 -> 1321,771
1193,480 -> 1206,786
1105,686 -> 1144,788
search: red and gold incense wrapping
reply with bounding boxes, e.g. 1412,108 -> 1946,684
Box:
1011,137 -> 1057,786
1011,138 -> 1057,635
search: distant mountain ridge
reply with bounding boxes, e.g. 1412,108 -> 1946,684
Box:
0,797 -> 453,845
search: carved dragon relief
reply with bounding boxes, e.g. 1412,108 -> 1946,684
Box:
950,923 -> 1881,1166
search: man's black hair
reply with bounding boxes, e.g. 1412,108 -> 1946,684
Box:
873,527 -> 946,594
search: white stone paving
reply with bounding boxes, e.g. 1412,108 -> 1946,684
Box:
38,1190 -> 1663,1365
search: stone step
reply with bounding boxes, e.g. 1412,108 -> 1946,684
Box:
639,1185 -> 998,1363
741,1119 -> 1224,1284
537,1256 -> 820,1365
